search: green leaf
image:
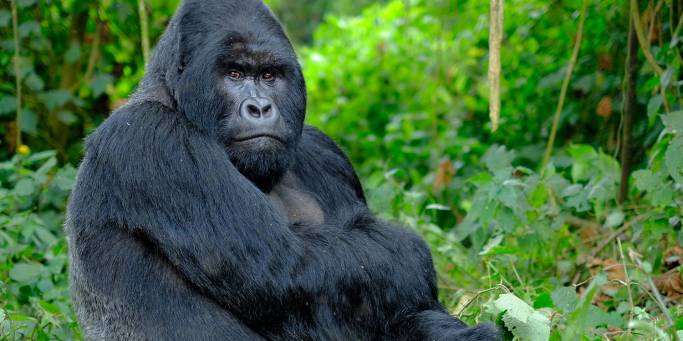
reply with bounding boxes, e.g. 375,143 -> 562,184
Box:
499,185 -> 525,213
65,44 -> 82,63
0,96 -> 17,116
661,67 -> 674,88
568,144 -> 597,160
633,161 -> 677,206
25,73 -> 45,91
54,165 -> 77,191
91,74 -> 114,97
467,172 -> 493,187
666,137 -> 683,184
38,90 -> 72,110
57,111 -> 78,125
479,235 -> 504,255
35,156 -> 57,177
26,150 -> 57,163
484,145 -> 515,173
533,292 -> 553,309
485,293 -> 551,341
586,305 -> 623,329
14,178 -> 36,196
605,211 -> 625,229
551,287 -> 578,312
18,21 -> 40,38
647,95 -> 663,122
17,0 -> 38,7
0,10 -> 10,27
565,274 -> 607,339
20,109 -> 38,135
454,221 -> 479,241
662,111 -> 683,132
632,170 -> 658,192
9,263 -> 43,283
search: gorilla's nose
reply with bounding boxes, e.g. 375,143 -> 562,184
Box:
240,97 -> 279,124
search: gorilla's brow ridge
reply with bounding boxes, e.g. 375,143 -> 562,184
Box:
218,44 -> 291,73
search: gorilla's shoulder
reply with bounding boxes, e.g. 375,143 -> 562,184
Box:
300,125 -> 347,158
84,101 -> 193,160
297,125 -> 367,204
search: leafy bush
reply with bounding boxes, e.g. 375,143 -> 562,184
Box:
0,151 -> 79,340
302,0 -> 683,338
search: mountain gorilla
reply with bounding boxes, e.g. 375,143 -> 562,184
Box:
66,0 -> 499,340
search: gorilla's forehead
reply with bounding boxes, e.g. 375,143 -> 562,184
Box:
179,0 -> 295,58
219,31 -> 294,66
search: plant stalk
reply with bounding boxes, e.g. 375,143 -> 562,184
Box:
10,0 -> 22,150
541,0 -> 589,171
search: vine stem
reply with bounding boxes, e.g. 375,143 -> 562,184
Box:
541,0 -> 589,171
619,17 -> 638,204
138,0 -> 151,65
630,0 -> 664,75
10,0 -> 22,150
488,0 -> 503,132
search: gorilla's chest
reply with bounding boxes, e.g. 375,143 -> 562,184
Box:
267,173 -> 324,226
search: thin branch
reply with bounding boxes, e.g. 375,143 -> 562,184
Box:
631,0 -> 665,75
488,0 -> 503,132
83,21 -> 103,84
70,20 -> 104,92
566,215 -> 602,231
629,249 -> 675,328
619,18 -> 639,204
617,239 -> 634,336
541,0 -> 589,171
10,0 -> 22,149
138,0 -> 151,65
648,0 -> 665,46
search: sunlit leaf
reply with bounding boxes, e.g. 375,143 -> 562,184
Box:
485,293 -> 551,341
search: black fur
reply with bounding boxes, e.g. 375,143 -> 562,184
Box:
66,0 -> 500,340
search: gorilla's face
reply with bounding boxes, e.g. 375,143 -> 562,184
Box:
171,2 -> 306,191
216,34 -> 305,190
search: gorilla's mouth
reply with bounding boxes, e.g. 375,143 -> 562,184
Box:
232,134 -> 286,145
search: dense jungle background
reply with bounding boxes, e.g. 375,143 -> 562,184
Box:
1,0 -> 683,339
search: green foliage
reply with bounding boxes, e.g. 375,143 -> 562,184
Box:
0,152 -> 78,340
302,0 -> 683,338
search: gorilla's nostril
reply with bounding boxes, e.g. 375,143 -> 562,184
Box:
262,104 -> 272,115
247,104 -> 261,117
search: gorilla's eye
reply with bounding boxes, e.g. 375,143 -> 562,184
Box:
261,72 -> 275,81
228,71 -> 243,80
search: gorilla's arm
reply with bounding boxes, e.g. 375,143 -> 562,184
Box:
288,127 -> 501,340
71,103 -> 439,333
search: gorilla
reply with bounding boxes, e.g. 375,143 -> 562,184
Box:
66,1 -> 500,340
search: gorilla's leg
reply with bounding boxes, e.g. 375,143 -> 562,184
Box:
70,224 -> 263,341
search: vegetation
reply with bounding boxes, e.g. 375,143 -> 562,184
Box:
1,0 -> 682,339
